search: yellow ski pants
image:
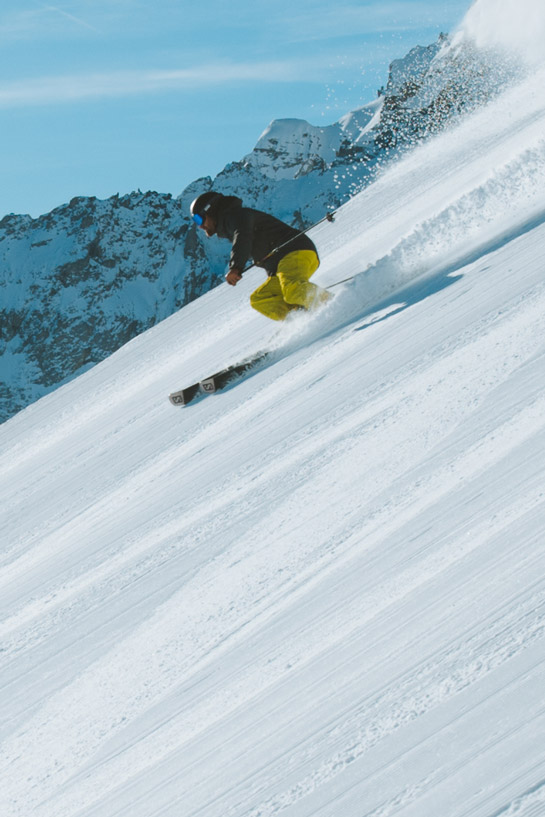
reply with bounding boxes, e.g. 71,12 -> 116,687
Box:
250,250 -> 331,321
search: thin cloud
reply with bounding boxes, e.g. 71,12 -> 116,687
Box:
0,2 -> 101,40
37,3 -> 101,33
0,63 -> 300,108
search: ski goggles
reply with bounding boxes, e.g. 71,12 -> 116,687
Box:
192,212 -> 205,226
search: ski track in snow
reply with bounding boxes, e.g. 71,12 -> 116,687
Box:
1,47 -> 545,817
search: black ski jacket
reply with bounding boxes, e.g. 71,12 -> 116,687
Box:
213,196 -> 318,276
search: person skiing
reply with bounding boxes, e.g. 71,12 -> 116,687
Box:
189,191 -> 331,321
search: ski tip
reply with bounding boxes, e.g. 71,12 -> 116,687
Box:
169,382 -> 201,406
169,392 -> 188,406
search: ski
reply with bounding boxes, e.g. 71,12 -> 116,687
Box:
169,352 -> 269,407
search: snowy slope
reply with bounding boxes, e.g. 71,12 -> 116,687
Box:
1,23 -> 545,817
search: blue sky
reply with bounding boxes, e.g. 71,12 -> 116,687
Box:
0,0 -> 469,218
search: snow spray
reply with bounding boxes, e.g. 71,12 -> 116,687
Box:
452,0 -> 545,66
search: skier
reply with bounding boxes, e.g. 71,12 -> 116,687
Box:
189,191 -> 331,321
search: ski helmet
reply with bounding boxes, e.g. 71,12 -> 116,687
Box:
190,191 -> 222,226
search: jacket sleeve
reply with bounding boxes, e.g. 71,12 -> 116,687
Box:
227,208 -> 255,273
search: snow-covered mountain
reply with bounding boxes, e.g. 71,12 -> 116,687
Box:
0,29 -> 509,423
1,1 -> 544,813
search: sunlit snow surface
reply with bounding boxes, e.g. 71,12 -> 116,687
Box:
2,24 -> 545,817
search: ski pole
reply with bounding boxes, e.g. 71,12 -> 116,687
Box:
327,273 -> 357,289
243,210 -> 336,274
